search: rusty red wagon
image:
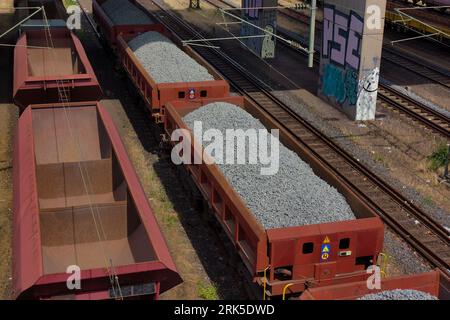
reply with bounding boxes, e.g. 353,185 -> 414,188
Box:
92,0 -> 165,48
163,96 -> 385,298
117,29 -> 230,123
13,101 -> 182,300
13,28 -> 102,110
299,269 -> 449,300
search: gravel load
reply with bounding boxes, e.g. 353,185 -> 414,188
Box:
183,102 -> 356,229
101,0 -> 153,26
128,31 -> 215,84
358,289 -> 438,300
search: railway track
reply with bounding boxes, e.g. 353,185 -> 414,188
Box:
387,0 -> 450,30
206,0 -> 450,139
138,0 -> 450,277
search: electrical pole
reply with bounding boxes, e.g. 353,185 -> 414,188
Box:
308,0 -> 316,68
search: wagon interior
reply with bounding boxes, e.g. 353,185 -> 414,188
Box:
26,30 -> 86,77
32,106 -> 156,275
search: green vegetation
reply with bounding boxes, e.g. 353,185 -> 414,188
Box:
62,0 -> 78,9
155,184 -> 174,212
197,281 -> 219,300
427,144 -> 449,171
162,212 -> 178,227
422,196 -> 434,206
373,154 -> 386,166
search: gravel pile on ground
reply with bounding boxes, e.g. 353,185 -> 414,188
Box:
102,0 -> 153,26
128,31 -> 215,84
358,289 -> 437,300
183,102 -> 355,229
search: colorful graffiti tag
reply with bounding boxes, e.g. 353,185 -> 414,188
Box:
321,4 -> 364,106
241,0 -> 277,58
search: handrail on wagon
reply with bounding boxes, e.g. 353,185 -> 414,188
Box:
262,265 -> 270,301
378,253 -> 390,278
282,283 -> 294,301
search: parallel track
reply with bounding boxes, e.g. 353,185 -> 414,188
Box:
138,0 -> 450,277
207,0 -> 450,139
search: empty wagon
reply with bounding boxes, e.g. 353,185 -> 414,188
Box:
13,28 -> 102,110
13,101 -> 182,300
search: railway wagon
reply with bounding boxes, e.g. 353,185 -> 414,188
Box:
13,101 -> 182,300
163,96 -> 385,298
117,29 -> 230,123
299,269 -> 449,300
13,28 -> 102,110
92,0 -> 165,48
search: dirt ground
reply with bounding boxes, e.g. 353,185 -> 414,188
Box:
0,10 -> 19,300
0,105 -> 18,300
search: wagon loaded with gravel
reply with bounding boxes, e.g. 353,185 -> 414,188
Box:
93,0 -> 165,48
163,96 -> 386,298
117,30 -> 230,122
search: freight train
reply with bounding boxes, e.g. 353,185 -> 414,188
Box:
91,0 -> 449,299
10,0 -> 448,300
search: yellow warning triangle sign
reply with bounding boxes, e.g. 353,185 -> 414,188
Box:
323,236 -> 330,244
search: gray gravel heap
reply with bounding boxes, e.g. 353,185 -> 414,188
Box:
102,0 -> 153,26
183,102 -> 355,229
358,289 -> 437,300
128,31 -> 215,84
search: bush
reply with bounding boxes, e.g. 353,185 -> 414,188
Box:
427,144 -> 449,171
197,282 -> 218,300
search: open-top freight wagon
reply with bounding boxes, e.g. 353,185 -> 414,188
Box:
299,269 -> 449,300
13,28 -> 102,110
116,28 -> 230,123
163,96 -> 385,298
92,0 -> 165,48
13,101 -> 182,300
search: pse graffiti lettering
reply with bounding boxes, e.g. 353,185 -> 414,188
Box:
321,5 -> 364,106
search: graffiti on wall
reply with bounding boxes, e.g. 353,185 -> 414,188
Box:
261,25 -> 275,58
321,4 -> 364,106
241,0 -> 277,59
356,67 -> 379,120
322,64 -> 358,105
